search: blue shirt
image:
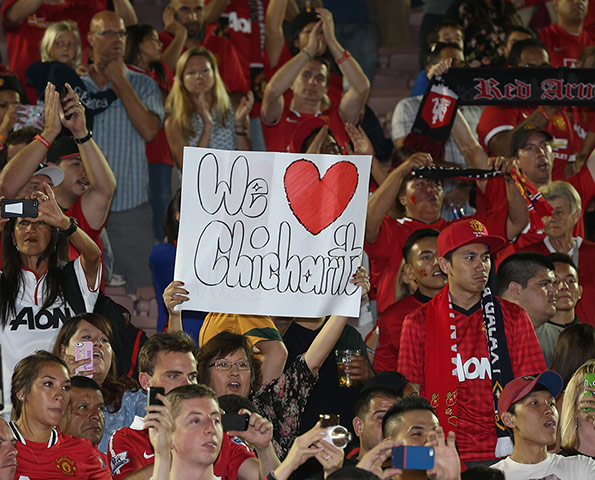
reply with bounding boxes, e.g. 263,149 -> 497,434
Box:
82,68 -> 164,212
100,388 -> 146,453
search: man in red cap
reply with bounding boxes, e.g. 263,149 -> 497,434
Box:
398,218 -> 546,466
494,370 -> 595,478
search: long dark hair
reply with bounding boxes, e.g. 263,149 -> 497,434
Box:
125,24 -> 168,94
0,218 -> 66,328
164,188 -> 181,245
52,313 -> 139,412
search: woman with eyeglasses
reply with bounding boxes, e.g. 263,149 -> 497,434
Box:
164,267 -> 370,458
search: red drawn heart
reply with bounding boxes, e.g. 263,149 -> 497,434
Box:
284,159 -> 359,235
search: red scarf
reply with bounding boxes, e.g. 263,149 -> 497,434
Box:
425,287 -> 459,434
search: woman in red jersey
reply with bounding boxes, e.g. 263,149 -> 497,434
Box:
9,351 -> 110,479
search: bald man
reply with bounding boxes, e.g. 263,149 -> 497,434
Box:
82,11 -> 164,292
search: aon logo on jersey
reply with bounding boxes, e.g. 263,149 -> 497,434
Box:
9,307 -> 72,331
451,354 -> 491,381
228,12 -> 251,33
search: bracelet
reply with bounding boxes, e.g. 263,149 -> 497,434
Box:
235,125 -> 247,136
34,134 -> 51,149
73,130 -> 93,144
0,133 -> 6,143
57,216 -> 78,237
336,50 -> 352,65
538,106 -> 551,121
302,49 -> 313,60
266,472 -> 278,480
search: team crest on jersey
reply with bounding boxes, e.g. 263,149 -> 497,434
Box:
55,456 -> 77,477
552,114 -> 566,131
110,451 -> 130,475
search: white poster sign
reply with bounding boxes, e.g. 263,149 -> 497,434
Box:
174,147 -> 371,318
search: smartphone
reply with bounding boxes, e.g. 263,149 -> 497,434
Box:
392,446 -> 435,470
221,413 -> 250,432
59,86 -> 73,120
1,199 -> 38,218
583,373 -> 595,413
74,341 -> 93,375
147,386 -> 165,407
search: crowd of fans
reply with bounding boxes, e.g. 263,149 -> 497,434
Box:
0,0 -> 594,479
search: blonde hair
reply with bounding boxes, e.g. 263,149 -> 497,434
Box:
40,21 -> 82,68
539,181 -> 582,215
165,46 -> 230,142
560,359 -> 595,450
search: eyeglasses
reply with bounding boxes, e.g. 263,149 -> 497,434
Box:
208,360 -> 251,371
93,30 -> 126,39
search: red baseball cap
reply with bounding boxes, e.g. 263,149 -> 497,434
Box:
437,219 -> 507,257
498,371 -> 563,414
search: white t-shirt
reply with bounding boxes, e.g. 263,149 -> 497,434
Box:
0,258 -> 100,418
493,453 -> 595,479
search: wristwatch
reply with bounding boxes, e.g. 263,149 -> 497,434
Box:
58,216 -> 78,236
73,130 -> 93,144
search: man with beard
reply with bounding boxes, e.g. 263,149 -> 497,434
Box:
159,0 -> 248,93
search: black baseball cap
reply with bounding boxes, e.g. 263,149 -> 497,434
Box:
47,136 -> 80,164
284,9 -> 319,45
510,124 -> 553,157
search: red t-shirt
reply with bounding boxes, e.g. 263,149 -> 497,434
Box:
570,106 -> 595,145
397,294 -> 546,462
513,238 -> 595,328
159,29 -> 249,94
480,166 -> 595,260
364,205 -> 508,315
538,22 -> 594,67
65,196 -> 103,261
261,105 -> 349,153
0,0 -> 104,102
373,291 -> 428,372
476,105 -> 580,181
209,0 -> 269,87
127,63 -> 174,166
364,216 -> 447,314
11,425 -> 110,480
108,422 -> 255,479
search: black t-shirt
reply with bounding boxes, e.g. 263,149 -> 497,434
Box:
283,320 -> 370,435
283,320 -> 370,480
